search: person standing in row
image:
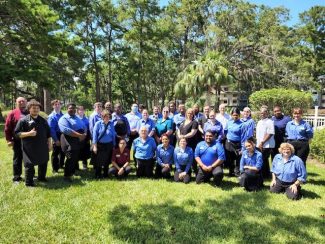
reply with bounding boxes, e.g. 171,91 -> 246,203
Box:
195,130 -> 225,186
173,104 -> 186,130
286,108 -> 313,166
271,106 -> 291,160
136,109 -> 155,137
104,101 -> 113,113
241,107 -> 255,140
48,99 -> 64,173
133,126 -> 157,177
177,108 -> 198,151
174,138 -> 193,184
149,106 -> 162,125
256,107 -> 275,179
15,100 -> 51,187
155,134 -> 174,179
112,103 -> 130,145
203,110 -> 223,143
239,138 -> 263,191
76,105 -> 90,170
168,101 -> 178,120
5,97 -> 29,183
154,107 -> 173,144
193,104 -> 203,121
126,103 -> 142,148
109,139 -> 132,178
89,102 -> 102,168
58,103 -> 87,182
92,110 -> 116,179
198,105 -> 210,141
216,103 -> 230,134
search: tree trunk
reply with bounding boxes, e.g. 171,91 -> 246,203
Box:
108,28 -> 113,102
43,88 -> 51,114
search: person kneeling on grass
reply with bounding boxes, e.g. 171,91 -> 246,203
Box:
133,126 -> 157,178
239,138 -> 263,191
195,130 -> 225,186
14,100 -> 52,187
109,139 -> 132,178
174,138 -> 193,184
270,143 -> 307,200
155,134 -> 174,179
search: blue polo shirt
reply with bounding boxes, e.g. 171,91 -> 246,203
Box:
112,113 -> 130,135
241,117 -> 255,139
195,141 -> 225,166
174,146 -> 193,173
58,114 -> 86,135
285,120 -> 313,141
133,136 -> 157,160
48,111 -> 63,141
226,119 -> 244,142
92,120 -> 116,145
136,118 -> 155,134
272,115 -> 291,143
89,112 -> 102,137
149,114 -> 162,124
155,118 -> 173,137
240,149 -> 263,172
203,120 -> 224,142
77,115 -> 89,132
173,113 -> 185,129
168,111 -> 178,120
156,144 -> 174,166
271,154 -> 307,183
125,112 -> 142,130
194,112 -> 203,121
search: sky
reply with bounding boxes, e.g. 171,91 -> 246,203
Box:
159,0 -> 324,26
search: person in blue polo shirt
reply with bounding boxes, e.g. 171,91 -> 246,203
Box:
239,138 -> 263,191
58,103 -> 87,182
92,110 -> 116,179
154,107 -> 173,144
89,102 -> 102,139
195,130 -> 225,186
149,106 -> 162,124
77,105 -> 91,170
155,134 -> 174,179
48,99 -> 64,173
133,126 -> 157,177
285,107 -> 313,166
203,110 -> 224,142
241,107 -> 255,140
136,109 -> 155,137
174,138 -> 193,184
112,103 -> 130,145
126,103 -> 142,148
173,104 -> 186,130
270,142 -> 307,200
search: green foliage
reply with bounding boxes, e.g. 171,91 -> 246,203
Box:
249,88 -> 313,115
310,128 -> 325,163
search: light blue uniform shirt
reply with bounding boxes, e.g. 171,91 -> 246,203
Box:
156,144 -> 174,166
77,115 -> 89,132
174,146 -> 193,173
89,112 -> 102,137
136,118 -> 155,134
203,120 -> 224,142
240,149 -> 263,172
92,120 -> 116,145
195,141 -> 225,166
173,113 -> 185,129
133,136 -> 157,160
271,154 -> 307,183
285,120 -> 313,140
48,111 -> 63,141
58,114 -> 86,135
125,112 -> 142,130
241,117 -> 255,140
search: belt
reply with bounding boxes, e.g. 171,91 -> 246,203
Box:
288,139 -> 308,142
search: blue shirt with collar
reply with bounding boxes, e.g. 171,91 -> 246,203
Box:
92,120 -> 116,145
285,119 -> 313,140
48,110 -> 64,141
195,140 -> 225,166
272,115 -> 291,143
125,112 -> 142,130
173,113 -> 185,129
241,117 -> 255,140
156,144 -> 174,166
155,118 -> 173,137
226,119 -> 244,142
240,149 -> 263,172
194,112 -> 204,121
168,111 -> 178,120
174,146 -> 193,173
133,136 -> 157,160
77,115 -> 89,132
58,113 -> 86,135
136,118 -> 155,134
203,120 -> 224,142
149,113 -> 162,124
271,154 -> 307,183
89,111 -> 102,137
112,113 -> 131,135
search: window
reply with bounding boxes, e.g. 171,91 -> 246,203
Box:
233,100 -> 237,104
224,100 -> 228,104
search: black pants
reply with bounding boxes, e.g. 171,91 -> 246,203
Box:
95,142 -> 113,178
155,164 -> 172,179
13,139 -> 23,181
108,166 -> 132,178
51,144 -> 65,172
25,161 -> 47,185
271,141 -> 283,161
174,165 -> 191,184
136,158 -> 154,178
239,170 -> 263,191
225,140 -> 241,176
196,166 -> 223,186
270,178 -> 301,200
288,140 -> 309,166
260,148 -> 272,179
127,133 -> 138,149
64,150 -> 80,177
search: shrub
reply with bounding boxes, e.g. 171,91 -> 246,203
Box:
310,128 -> 325,163
249,89 -> 313,115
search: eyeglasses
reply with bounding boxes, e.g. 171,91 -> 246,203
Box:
163,111 -> 169,113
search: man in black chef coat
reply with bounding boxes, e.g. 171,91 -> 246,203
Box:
15,100 -> 51,187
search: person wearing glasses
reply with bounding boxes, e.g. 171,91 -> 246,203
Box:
285,108 -> 313,166
203,110 -> 224,143
109,139 -> 131,178
154,107 -> 173,144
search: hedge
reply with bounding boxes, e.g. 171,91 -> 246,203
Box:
310,128 -> 325,163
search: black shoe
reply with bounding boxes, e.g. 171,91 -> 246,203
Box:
64,177 -> 73,182
25,182 -> 36,187
37,178 -> 48,182
13,176 -> 23,182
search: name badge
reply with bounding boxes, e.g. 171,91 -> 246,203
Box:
116,154 -> 121,158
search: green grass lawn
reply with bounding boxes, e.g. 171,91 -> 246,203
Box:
0,124 -> 324,243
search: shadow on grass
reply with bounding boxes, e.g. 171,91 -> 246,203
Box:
308,172 -> 320,177
301,189 -> 321,199
107,192 -> 325,243
307,179 -> 325,186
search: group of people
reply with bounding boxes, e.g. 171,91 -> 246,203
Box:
5,97 -> 313,200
